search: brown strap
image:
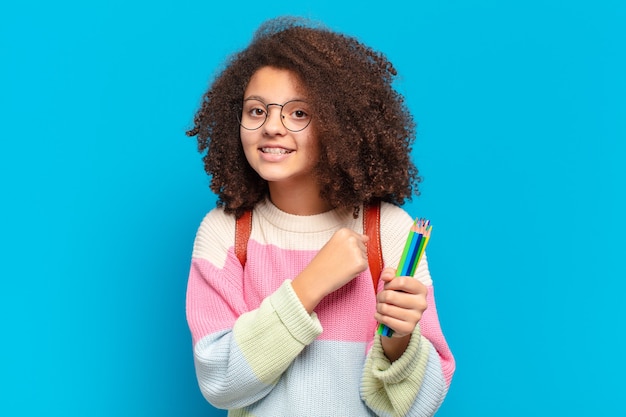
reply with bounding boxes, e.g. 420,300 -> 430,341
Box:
235,210 -> 252,268
235,203 -> 383,294
364,202 -> 383,293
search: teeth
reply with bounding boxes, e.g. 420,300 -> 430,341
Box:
261,148 -> 292,155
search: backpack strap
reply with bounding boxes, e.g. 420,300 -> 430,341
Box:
235,209 -> 253,267
234,202 -> 383,292
364,202 -> 383,293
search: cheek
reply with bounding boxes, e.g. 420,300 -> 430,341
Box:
239,127 -> 250,144
303,134 -> 320,163
240,129 -> 254,152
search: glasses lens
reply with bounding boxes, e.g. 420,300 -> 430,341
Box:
239,99 -> 267,130
238,99 -> 313,131
281,100 -> 312,132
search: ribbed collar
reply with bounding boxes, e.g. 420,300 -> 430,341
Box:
255,199 -> 358,233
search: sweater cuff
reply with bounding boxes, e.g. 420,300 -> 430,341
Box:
270,280 -> 323,345
369,325 -> 428,384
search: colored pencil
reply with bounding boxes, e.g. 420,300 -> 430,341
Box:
377,218 -> 432,337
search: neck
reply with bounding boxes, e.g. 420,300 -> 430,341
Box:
268,182 -> 332,216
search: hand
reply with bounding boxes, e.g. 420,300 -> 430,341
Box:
292,228 -> 369,312
375,267 -> 428,338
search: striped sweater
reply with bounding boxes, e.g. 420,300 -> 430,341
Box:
186,199 -> 455,417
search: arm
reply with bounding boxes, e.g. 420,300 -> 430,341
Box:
361,274 -> 455,416
360,204 -> 455,416
376,267 -> 429,362
186,211 -> 322,409
292,227 -> 370,313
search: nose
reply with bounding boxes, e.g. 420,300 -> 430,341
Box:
262,105 -> 286,135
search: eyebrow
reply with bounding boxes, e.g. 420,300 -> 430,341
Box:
243,95 -> 308,103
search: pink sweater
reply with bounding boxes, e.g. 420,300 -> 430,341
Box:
186,199 -> 455,416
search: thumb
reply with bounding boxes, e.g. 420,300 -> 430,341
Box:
379,267 -> 396,282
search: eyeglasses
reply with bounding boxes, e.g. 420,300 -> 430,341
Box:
238,99 -> 313,132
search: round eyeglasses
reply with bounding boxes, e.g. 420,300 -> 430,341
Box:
238,99 -> 313,132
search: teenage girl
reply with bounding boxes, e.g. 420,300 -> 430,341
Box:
185,16 -> 455,417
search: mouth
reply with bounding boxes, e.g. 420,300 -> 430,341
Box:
260,147 -> 293,155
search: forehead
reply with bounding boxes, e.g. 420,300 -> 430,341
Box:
244,66 -> 307,101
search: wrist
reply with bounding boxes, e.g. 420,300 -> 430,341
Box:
291,270 -> 327,313
381,334 -> 411,363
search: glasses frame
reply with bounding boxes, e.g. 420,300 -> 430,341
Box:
237,99 -> 313,132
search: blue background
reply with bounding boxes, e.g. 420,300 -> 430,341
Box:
1,1 -> 624,416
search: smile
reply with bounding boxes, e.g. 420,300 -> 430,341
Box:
261,147 -> 293,155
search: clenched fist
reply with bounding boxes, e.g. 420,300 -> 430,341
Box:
292,228 -> 369,313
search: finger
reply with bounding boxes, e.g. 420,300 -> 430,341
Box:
352,231 -> 368,245
375,309 -> 420,329
379,267 -> 396,283
374,312 -> 417,337
377,297 -> 425,322
378,289 -> 428,311
384,276 -> 428,294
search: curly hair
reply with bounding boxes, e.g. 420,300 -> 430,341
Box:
187,16 -> 421,218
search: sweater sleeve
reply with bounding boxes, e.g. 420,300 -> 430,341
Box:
186,210 -> 323,409
360,284 -> 454,417
360,204 -> 455,417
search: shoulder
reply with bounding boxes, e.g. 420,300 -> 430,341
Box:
378,202 -> 414,257
378,202 -> 433,285
379,202 -> 414,236
192,206 -> 237,261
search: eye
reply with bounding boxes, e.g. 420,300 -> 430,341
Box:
293,109 -> 308,119
252,107 -> 266,117
243,99 -> 267,118
284,101 -> 311,120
